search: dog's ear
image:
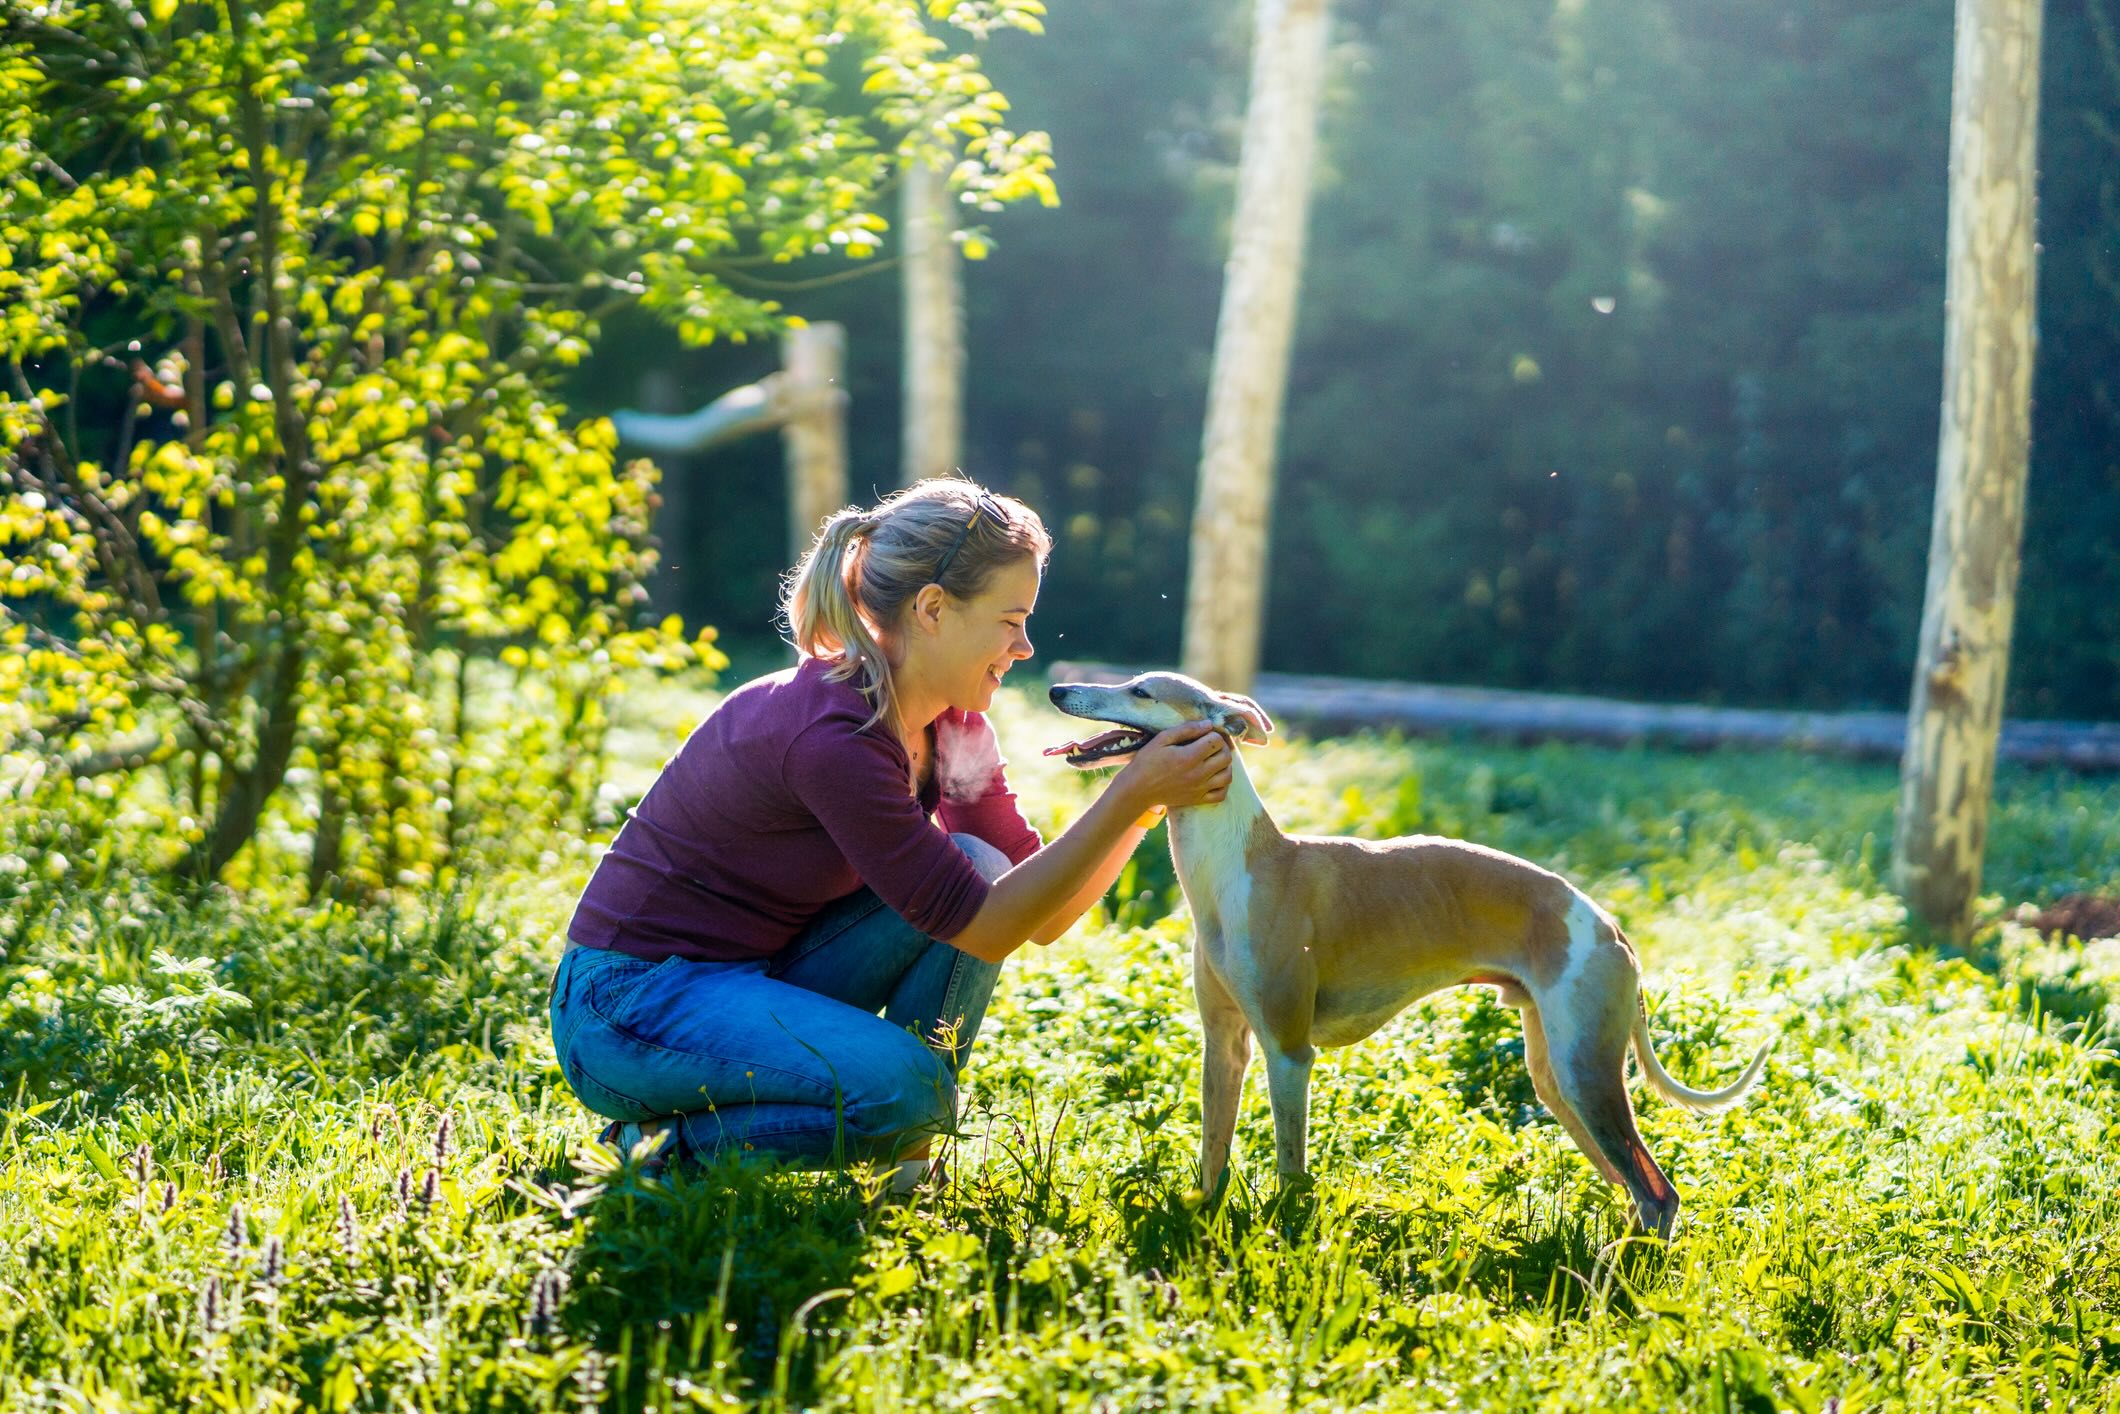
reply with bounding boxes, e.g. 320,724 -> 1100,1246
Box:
1216,692 -> 1274,746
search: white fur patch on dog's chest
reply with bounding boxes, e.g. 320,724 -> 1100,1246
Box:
1172,795 -> 1256,909
1189,868 -> 1251,961
1171,790 -> 1266,997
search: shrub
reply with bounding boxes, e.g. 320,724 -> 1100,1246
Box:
0,0 -> 1052,893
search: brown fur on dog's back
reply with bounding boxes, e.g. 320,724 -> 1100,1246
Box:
1232,833 -> 1584,1046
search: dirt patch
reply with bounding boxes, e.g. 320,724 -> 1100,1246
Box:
2021,894 -> 2120,942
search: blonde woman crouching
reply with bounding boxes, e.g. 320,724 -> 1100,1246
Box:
546,479 -> 1232,1195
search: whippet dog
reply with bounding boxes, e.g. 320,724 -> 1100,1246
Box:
1047,671 -> 1771,1239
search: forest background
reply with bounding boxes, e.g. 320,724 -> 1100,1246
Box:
10,5 -> 2120,1404
614,0 -> 2120,721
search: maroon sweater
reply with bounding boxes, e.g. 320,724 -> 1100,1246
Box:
568,656 -> 1044,962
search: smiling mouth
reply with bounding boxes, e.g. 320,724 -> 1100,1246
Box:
1042,726 -> 1152,767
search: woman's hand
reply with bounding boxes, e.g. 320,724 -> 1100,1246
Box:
1116,721 -> 1233,813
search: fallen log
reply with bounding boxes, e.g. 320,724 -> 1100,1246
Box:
1044,662 -> 2120,773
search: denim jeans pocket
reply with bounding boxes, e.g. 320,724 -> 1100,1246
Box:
585,952 -> 685,1024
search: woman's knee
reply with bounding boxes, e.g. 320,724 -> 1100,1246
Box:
850,1038 -> 958,1140
947,832 -> 1012,884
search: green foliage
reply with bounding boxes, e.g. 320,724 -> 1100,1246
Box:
0,0 -> 1053,892
8,684 -> 2120,1408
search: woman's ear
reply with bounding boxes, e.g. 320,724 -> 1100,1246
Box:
910,582 -> 948,636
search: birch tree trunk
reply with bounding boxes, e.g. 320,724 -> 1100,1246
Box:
1892,0 -> 2045,939
783,322 -> 850,566
902,158 -> 964,486
1180,0 -> 1331,693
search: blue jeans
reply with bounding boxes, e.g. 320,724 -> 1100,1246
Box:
547,833 -> 1009,1166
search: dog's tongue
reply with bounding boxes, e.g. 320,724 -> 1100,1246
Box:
1043,728 -> 1139,758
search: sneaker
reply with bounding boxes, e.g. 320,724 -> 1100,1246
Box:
865,1153 -> 947,1212
596,1117 -> 681,1175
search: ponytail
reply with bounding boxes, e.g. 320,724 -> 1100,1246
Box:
784,507 -> 900,733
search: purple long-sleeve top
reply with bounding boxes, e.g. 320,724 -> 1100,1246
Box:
567,655 -> 1044,963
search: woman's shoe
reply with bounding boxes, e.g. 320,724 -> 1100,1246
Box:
597,1116 -> 681,1175
865,1152 -> 947,1211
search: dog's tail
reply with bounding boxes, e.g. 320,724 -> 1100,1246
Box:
1629,999 -> 1773,1114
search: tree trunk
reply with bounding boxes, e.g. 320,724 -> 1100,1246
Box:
186,636 -> 305,887
1892,0 -> 2045,939
307,744 -> 345,903
783,322 -> 850,565
1180,0 -> 1332,693
902,159 -> 964,486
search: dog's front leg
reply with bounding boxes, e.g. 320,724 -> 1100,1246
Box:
1194,947 -> 1251,1195
1262,1043 -> 1315,1180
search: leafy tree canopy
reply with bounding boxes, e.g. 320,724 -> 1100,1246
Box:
0,0 -> 1052,893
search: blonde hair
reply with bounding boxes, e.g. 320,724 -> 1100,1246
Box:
782,478 -> 1052,733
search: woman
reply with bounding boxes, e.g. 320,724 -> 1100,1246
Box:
547,478 -> 1232,1193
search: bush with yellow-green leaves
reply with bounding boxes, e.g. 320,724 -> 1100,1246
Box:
0,0 -> 1052,896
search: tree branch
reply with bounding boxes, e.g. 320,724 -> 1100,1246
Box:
62,733 -> 173,778
198,248 -> 258,397
706,256 -> 903,293
7,362 -> 165,625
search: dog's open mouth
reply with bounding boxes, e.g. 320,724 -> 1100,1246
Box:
1042,727 -> 1152,768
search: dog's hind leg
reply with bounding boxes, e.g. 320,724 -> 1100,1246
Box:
1518,997 -> 1627,1190
1476,970 -> 1625,1190
1564,1065 -> 1680,1239
1544,989 -> 1681,1239
1195,947 -> 1252,1195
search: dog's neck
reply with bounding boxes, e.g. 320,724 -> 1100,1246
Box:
1167,745 -> 1277,882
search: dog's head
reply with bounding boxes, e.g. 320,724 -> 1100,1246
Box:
1044,671 -> 1275,769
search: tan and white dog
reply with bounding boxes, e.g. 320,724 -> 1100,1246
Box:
1047,671 -> 1771,1239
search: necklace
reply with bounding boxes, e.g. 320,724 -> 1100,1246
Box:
900,718 -> 935,796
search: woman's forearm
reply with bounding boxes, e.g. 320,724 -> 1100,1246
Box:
945,781 -> 1150,963
1027,814 -> 1153,946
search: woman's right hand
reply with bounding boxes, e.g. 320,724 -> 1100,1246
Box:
1117,721 -> 1233,812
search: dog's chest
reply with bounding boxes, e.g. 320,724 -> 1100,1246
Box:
1170,805 -> 1259,960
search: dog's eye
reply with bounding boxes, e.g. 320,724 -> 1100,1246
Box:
1131,687 -> 1151,699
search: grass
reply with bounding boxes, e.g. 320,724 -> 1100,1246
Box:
6,674 -> 2120,1410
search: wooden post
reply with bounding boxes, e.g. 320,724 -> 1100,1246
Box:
782,323 -> 849,566
1180,0 -> 1332,694
902,159 -> 964,486
1892,0 -> 2044,939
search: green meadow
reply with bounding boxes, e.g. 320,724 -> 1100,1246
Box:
7,674 -> 2120,1411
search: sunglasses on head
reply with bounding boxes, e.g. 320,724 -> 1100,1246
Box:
930,492 -> 1008,588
